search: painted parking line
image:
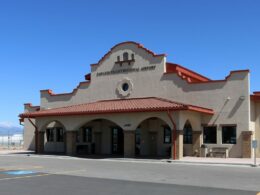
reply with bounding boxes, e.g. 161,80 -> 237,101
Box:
0,173 -> 50,181
0,166 -> 43,172
0,169 -> 86,182
3,170 -> 37,175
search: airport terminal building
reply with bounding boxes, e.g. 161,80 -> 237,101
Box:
20,42 -> 260,159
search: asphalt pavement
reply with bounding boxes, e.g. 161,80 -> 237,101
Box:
0,154 -> 259,195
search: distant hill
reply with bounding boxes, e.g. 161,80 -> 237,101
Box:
0,123 -> 23,136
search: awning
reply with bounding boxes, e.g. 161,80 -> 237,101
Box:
19,97 -> 214,118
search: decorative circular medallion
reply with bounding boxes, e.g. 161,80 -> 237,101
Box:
117,78 -> 133,97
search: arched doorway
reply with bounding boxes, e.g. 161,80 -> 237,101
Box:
135,117 -> 171,158
183,121 -> 193,156
42,121 -> 65,153
76,119 -> 124,156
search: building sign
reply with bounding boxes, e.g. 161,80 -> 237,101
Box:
96,65 -> 156,77
252,140 -> 258,149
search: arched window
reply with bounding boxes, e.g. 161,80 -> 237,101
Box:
123,52 -> 129,61
46,127 -> 64,142
183,122 -> 193,144
164,126 -> 171,144
56,127 -> 64,142
131,53 -> 135,60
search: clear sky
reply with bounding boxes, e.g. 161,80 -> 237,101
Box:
0,0 -> 259,127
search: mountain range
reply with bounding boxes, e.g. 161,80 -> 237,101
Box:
0,123 -> 23,136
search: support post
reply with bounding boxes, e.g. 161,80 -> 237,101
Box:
66,131 -> 77,156
28,118 -> 39,154
167,110 -> 178,160
176,130 -> 183,159
242,131 -> 253,158
124,130 -> 135,158
37,131 -> 45,154
192,131 -> 202,157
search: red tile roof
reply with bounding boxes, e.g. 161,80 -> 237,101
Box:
19,97 -> 214,118
251,92 -> 260,101
165,62 -> 211,83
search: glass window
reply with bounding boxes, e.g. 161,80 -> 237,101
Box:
56,128 -> 64,142
131,53 -> 135,60
222,126 -> 236,144
164,127 -> 171,144
123,52 -> 129,61
122,83 -> 129,91
203,126 -> 217,144
83,127 -> 92,142
183,122 -> 193,144
46,128 -> 54,142
135,128 -> 141,145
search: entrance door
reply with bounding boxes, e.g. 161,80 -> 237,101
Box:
135,127 -> 141,155
111,127 -> 124,155
149,132 -> 157,156
94,132 -> 102,154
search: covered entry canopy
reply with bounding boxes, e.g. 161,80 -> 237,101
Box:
19,97 -> 214,118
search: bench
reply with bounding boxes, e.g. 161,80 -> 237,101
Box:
209,147 -> 229,158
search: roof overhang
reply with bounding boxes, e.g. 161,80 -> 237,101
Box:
251,92 -> 260,101
19,97 -> 214,119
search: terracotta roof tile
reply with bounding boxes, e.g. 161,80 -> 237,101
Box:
19,97 -> 214,118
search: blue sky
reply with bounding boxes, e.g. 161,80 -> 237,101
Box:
0,0 -> 259,127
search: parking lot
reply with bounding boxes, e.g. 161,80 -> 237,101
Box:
0,153 -> 258,195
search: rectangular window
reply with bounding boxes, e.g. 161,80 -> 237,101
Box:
83,127 -> 92,142
203,126 -> 217,144
222,126 -> 236,144
164,127 -> 171,144
46,128 -> 54,142
56,128 -> 64,142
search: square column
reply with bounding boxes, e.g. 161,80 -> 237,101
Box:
242,131 -> 253,158
36,131 -> 45,154
124,130 -> 135,158
172,130 -> 183,160
66,131 -> 77,156
192,131 -> 202,157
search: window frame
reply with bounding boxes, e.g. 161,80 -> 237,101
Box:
56,127 -> 64,142
82,127 -> 92,143
123,52 -> 129,61
163,126 -> 172,144
203,126 -> 217,144
221,125 -> 237,144
183,123 -> 193,144
46,128 -> 55,142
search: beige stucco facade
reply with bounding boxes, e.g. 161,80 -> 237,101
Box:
21,41 -> 260,159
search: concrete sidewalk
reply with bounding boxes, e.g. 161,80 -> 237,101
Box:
174,157 -> 260,167
0,149 -> 33,155
0,149 -> 259,167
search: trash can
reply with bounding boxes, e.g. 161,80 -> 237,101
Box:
200,144 -> 208,157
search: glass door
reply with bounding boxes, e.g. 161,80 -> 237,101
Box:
111,127 -> 124,155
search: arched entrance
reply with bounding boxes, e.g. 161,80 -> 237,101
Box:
135,117 -> 171,158
183,120 -> 193,156
42,121 -> 65,153
76,119 -> 124,156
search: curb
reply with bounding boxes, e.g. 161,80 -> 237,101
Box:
165,160 -> 259,167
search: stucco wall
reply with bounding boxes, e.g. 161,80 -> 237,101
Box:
23,104 -> 38,150
253,101 -> 260,157
40,43 -> 250,136
23,118 -> 35,150
24,42 -> 252,157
